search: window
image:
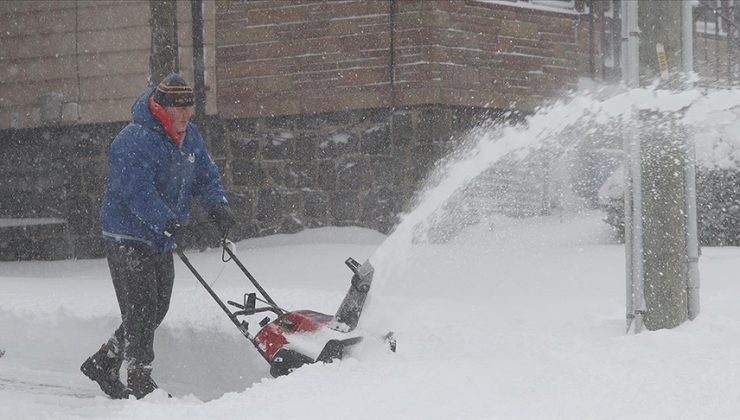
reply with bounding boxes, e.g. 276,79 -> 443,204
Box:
500,0 -> 575,9
530,0 -> 575,8
477,0 -> 576,12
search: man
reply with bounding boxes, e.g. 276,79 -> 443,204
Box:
80,73 -> 235,399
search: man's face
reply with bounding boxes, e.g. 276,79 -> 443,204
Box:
164,106 -> 193,135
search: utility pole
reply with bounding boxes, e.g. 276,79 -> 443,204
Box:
624,0 -> 699,332
149,0 -> 179,86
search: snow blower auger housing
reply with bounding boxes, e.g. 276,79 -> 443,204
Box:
177,241 -> 395,378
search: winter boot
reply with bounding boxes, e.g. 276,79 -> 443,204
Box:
127,365 -> 163,399
80,343 -> 127,399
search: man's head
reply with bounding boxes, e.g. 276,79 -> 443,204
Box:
153,73 -> 194,135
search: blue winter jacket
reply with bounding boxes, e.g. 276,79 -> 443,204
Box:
100,86 -> 227,253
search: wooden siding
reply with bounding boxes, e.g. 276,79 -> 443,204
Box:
0,0 -> 218,129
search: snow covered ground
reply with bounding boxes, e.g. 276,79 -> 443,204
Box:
2,212 -> 740,419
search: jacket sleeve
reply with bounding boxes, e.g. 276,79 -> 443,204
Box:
108,130 -> 178,235
191,129 -> 228,211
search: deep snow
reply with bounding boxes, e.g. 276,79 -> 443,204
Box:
4,214 -> 740,419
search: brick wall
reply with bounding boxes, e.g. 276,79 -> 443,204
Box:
216,0 -> 595,119
216,1 -> 393,119
394,0 -> 588,111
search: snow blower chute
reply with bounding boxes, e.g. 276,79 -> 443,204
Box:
177,241 -> 395,377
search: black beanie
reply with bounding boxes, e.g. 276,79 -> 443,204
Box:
153,73 -> 194,107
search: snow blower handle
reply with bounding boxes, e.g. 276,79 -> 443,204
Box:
176,249 -> 251,341
346,257 -> 372,293
221,240 -> 285,315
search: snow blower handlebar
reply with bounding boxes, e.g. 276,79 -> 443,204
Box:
221,239 -> 285,315
176,248 -> 251,341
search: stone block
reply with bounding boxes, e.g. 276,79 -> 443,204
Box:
264,163 -> 286,186
331,191 -> 361,221
285,162 -> 316,189
82,160 -> 108,194
229,135 -> 259,160
417,107 -> 453,142
317,161 -> 337,191
283,191 -> 300,213
369,156 -> 398,188
336,158 -> 372,191
279,214 -> 304,234
71,236 -> 107,259
361,123 -> 391,155
226,190 -> 255,224
256,188 -> 284,223
199,119 -> 228,157
317,130 -> 358,158
232,222 -> 259,241
231,159 -> 265,186
293,134 -> 317,161
64,195 -> 95,235
304,191 -> 329,219
262,132 -> 293,160
362,189 -> 402,222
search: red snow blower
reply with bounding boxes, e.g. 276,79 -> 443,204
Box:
177,241 -> 395,378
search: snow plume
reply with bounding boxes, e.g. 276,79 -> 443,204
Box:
366,85 -> 740,329
370,89 -> 617,289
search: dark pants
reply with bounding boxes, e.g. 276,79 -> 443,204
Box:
105,242 -> 174,368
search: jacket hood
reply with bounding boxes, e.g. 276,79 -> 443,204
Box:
131,86 -> 161,131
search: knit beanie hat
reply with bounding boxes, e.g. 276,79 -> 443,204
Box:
152,73 -> 194,107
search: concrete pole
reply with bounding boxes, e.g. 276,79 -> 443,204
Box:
682,0 -> 701,320
637,0 -> 691,330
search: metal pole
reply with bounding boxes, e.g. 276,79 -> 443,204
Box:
683,0 -> 701,320
191,0 -> 206,122
683,0 -> 694,75
622,0 -> 644,333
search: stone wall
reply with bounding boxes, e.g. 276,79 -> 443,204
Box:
0,105 -> 549,260
0,122 -> 122,259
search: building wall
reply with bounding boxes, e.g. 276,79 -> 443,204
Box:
0,0 -> 596,127
0,0 -> 218,130
0,0 -> 607,259
216,0 -> 593,119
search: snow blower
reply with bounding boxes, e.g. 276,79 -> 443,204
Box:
177,241 -> 395,378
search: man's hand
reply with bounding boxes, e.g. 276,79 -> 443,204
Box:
164,220 -> 183,246
210,203 -> 235,238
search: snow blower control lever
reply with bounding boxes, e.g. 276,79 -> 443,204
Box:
177,240 -> 394,378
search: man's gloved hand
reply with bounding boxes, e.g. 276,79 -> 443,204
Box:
210,203 -> 235,238
163,220 -> 183,246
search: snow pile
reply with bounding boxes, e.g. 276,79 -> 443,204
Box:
5,214 -> 740,419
